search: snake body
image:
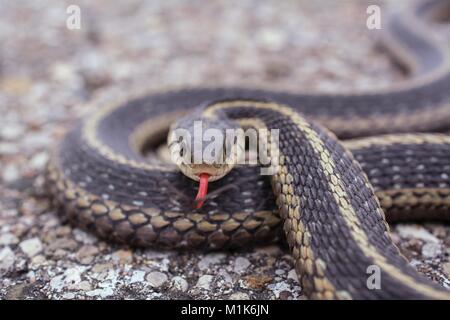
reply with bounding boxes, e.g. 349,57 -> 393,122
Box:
47,0 -> 450,299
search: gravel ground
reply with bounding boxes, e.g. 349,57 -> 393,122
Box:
1,0 -> 450,300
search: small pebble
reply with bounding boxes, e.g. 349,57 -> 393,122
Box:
91,263 -> 114,273
171,276 -> 189,292
112,249 -> 133,265
421,243 -> 442,259
0,247 -> 15,271
267,281 -> 291,299
229,292 -> 250,300
73,280 -> 92,291
0,233 -> 20,245
47,238 -> 78,252
198,253 -> 225,270
2,164 -> 20,183
29,152 -> 49,170
19,237 -> 43,257
196,275 -> 214,290
146,271 -> 168,288
50,268 -> 83,292
75,245 -> 100,264
130,270 -> 146,284
234,257 -> 251,273
0,142 -> 19,155
85,287 -> 114,298
244,275 -> 273,289
0,123 -> 25,140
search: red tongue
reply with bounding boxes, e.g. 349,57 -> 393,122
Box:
194,173 -> 209,209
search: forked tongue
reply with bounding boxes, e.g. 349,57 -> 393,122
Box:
194,173 -> 210,209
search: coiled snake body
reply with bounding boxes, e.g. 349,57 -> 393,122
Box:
47,0 -> 450,299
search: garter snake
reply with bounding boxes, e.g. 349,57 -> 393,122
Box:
46,0 -> 450,299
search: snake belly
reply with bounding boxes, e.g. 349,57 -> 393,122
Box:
46,0 -> 450,299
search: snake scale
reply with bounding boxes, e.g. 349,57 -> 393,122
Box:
46,0 -> 450,299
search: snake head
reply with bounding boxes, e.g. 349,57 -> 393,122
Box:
168,111 -> 244,182
168,111 -> 244,208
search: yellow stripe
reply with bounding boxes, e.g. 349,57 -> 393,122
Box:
206,100 -> 450,299
233,116 -> 341,299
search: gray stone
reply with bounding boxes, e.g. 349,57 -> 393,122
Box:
146,271 -> 168,288
218,269 -> 233,285
72,280 -> 92,291
75,245 -> 99,264
19,237 -> 43,257
50,268 -> 83,292
73,228 -> 96,244
85,287 -> 115,298
229,292 -> 250,300
234,257 -> 251,273
268,281 -> 291,299
196,275 -> 214,290
0,233 -> 19,245
0,142 -> 19,155
0,123 -> 25,140
0,247 -> 15,271
112,249 -> 133,264
198,253 -> 225,270
130,270 -> 146,284
171,276 -> 189,292
29,151 -> 49,170
422,243 -> 441,259
2,164 -> 20,183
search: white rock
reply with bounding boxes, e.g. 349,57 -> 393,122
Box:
229,292 -> 250,300
233,257 -> 251,273
51,63 -> 78,83
196,275 -> 214,290
50,268 -> 82,292
30,254 -> 46,266
86,287 -> 114,298
218,268 -> 233,285
27,271 -> 36,282
29,151 -> 49,170
146,271 -> 168,288
49,275 -> 65,292
397,225 -> 439,243
198,253 -> 225,270
267,281 -> 291,299
62,293 -> 76,299
2,164 -> 20,183
73,228 -> 96,244
0,123 -> 25,140
130,270 -> 146,284
0,247 -> 15,270
421,243 -> 441,259
0,233 -> 19,245
0,142 -> 19,155
257,28 -> 286,51
72,280 -> 92,291
171,276 -> 188,292
19,237 -> 43,257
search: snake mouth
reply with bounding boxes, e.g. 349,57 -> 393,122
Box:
194,173 -> 210,209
